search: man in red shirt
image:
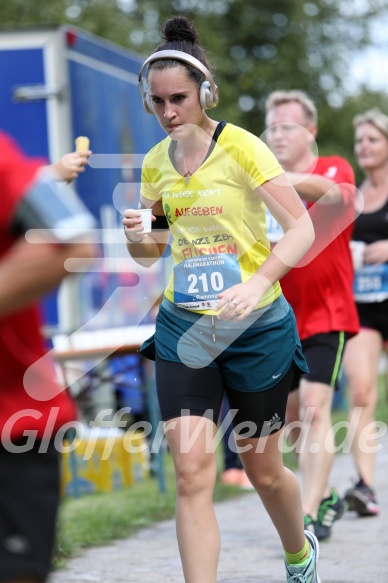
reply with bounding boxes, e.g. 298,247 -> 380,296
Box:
265,91 -> 359,541
0,131 -> 96,583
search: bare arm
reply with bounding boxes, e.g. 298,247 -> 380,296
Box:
216,173 -> 314,320
252,173 -> 315,287
286,171 -> 343,204
0,237 -> 97,318
50,150 -> 91,182
122,197 -> 170,268
364,239 -> 388,264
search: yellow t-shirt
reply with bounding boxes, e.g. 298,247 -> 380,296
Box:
141,122 -> 283,315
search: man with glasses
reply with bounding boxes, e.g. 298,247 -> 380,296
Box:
265,90 -> 359,541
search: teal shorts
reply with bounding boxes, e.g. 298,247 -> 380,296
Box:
140,294 -> 308,393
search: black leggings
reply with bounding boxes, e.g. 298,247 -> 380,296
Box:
155,354 -> 295,438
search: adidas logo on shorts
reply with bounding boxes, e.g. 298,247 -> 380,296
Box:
267,412 -> 281,428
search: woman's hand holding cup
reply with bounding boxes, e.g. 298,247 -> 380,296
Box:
123,208 -> 152,243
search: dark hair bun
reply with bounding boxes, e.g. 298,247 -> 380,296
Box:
161,16 -> 199,45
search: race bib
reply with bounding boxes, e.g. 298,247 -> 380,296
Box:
173,254 -> 242,310
354,263 -> 388,302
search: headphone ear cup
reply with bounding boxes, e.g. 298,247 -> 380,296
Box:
144,90 -> 154,114
200,81 -> 213,109
199,80 -> 219,109
138,80 -> 154,114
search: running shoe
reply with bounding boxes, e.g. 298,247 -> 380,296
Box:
220,468 -> 254,489
220,468 -> 243,486
344,478 -> 379,516
285,530 -> 321,583
304,514 -> 316,534
315,488 -> 346,541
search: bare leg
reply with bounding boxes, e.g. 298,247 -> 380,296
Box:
164,415 -> 219,583
343,329 -> 383,486
285,389 -> 301,453
238,429 -> 306,553
297,379 -> 335,519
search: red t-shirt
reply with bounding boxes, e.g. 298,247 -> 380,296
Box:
0,131 -> 76,442
281,156 -> 360,340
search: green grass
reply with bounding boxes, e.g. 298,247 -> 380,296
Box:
375,374 -> 388,422
55,374 -> 388,568
55,471 -> 175,566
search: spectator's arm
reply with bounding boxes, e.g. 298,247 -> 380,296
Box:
286,172 -> 343,204
49,150 -> 91,183
0,237 -> 97,318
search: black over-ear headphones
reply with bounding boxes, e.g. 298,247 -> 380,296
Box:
138,49 -> 219,114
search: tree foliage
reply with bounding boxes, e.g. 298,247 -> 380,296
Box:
1,0 -> 388,165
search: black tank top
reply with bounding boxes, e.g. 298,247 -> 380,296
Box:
352,198 -> 388,244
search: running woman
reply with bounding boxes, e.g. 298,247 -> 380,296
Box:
123,15 -> 319,583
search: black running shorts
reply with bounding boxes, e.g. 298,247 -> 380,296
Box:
357,299 -> 388,341
156,353 -> 296,438
290,331 -> 348,391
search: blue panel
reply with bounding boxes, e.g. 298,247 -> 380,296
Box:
68,51 -> 164,225
0,30 -> 167,328
40,287 -> 61,328
67,27 -> 144,76
67,35 -> 166,329
0,48 -> 49,158
0,45 -> 57,325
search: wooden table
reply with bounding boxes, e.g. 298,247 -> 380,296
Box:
52,324 -> 155,362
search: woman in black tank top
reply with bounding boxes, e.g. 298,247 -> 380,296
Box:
343,108 -> 388,517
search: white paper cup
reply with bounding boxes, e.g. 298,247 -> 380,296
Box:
138,208 -> 152,233
350,240 -> 365,270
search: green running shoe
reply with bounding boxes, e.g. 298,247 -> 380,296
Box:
315,487 -> 346,541
304,514 -> 316,534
